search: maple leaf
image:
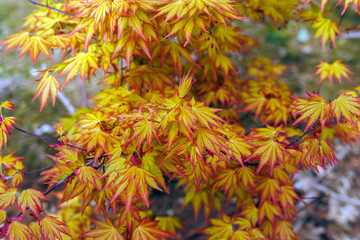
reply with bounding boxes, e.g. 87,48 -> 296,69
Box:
304,0 -> 329,13
178,68 -> 196,98
311,16 -> 340,50
279,185 -> 300,212
314,61 -> 352,85
76,166 -> 103,190
33,71 -> 60,111
0,210 -> 6,225
330,93 -> 360,128
155,216 -> 183,235
0,100 -> 15,111
292,91 -> 330,131
200,214 -> 234,240
82,215 -> 124,240
18,189 -> 49,218
0,152 -> 23,169
276,220 -> 296,240
1,31 -> 29,54
231,230 -> 251,240
237,167 -> 256,189
256,178 -> 281,204
29,222 -> 42,240
336,0 -> 360,15
258,201 -> 283,223
0,187 -> 17,209
246,139 -> 289,175
40,216 -> 70,240
133,217 -> 175,240
6,221 -> 33,240
54,47 -> 100,89
227,136 -> 253,165
241,204 -> 258,227
214,169 -> 238,194
0,116 -> 17,151
300,138 -> 337,171
107,166 -> 162,212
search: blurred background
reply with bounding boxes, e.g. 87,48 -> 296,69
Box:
0,1 -> 360,239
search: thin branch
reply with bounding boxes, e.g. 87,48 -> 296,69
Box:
44,159 -> 94,196
27,0 -> 74,16
13,126 -> 91,152
1,165 -> 53,180
286,120 -> 320,149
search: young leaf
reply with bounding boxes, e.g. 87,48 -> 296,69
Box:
155,216 -> 183,235
330,93 -> 360,128
82,216 -> 124,240
178,68 -> 196,98
0,210 -> 6,225
311,16 -> 340,50
18,35 -> 53,64
40,216 -> 70,240
200,214 -> 234,240
0,116 -> 17,151
6,221 -> 32,240
246,139 -> 288,175
33,71 -> 60,111
18,189 -> 50,219
276,221 -> 296,240
55,50 -> 99,89
292,91 -> 330,131
0,187 -> 17,209
0,100 -> 15,111
314,60 -> 352,85
132,217 -> 175,240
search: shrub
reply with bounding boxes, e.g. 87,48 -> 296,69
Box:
0,0 -> 359,239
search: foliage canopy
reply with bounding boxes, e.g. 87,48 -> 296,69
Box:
1,0 -> 360,239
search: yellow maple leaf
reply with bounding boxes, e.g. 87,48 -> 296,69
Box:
314,60 -> 352,85
33,71 -> 60,111
6,221 -> 32,240
331,93 -> 360,128
292,91 -> 330,131
18,189 -> 49,218
311,16 -> 340,50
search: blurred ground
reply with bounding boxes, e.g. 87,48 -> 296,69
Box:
1,1 -> 360,239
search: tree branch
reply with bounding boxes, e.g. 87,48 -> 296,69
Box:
286,120 -> 320,149
27,0 -> 73,16
0,165 -> 53,180
14,126 -> 91,152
